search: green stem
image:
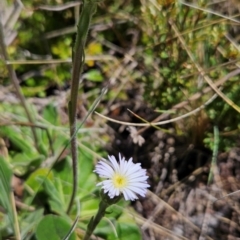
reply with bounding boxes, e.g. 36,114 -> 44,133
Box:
83,194 -> 122,240
67,0 -> 97,214
83,200 -> 109,240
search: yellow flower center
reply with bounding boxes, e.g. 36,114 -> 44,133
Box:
113,174 -> 127,189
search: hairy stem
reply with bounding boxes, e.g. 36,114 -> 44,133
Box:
67,0 -> 97,214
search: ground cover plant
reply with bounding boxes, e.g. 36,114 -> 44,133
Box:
0,0 -> 240,239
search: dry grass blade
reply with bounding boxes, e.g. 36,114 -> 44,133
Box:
144,191 -> 214,240
33,1 -> 81,11
6,55 -> 115,65
0,0 -> 23,45
134,213 -> 189,240
95,92 -> 218,126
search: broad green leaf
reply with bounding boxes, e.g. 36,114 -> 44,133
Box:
12,153 -> 45,175
78,149 -> 94,189
105,199 -> 126,219
94,222 -> 114,239
26,168 -> 54,192
109,222 -> 141,240
20,208 -> 44,240
38,176 -> 66,215
80,197 -> 99,216
42,103 -> 59,125
53,159 -> 72,197
36,215 -> 76,240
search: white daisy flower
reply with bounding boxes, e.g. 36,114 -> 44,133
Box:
94,153 -> 150,201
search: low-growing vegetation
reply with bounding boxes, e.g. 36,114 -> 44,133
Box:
0,0 -> 240,239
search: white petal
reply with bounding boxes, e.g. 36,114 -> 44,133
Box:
122,189 -> 138,201
94,161 -> 114,177
94,153 -> 150,201
108,155 -> 120,172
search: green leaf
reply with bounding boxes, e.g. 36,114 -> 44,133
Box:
53,159 -> 72,197
42,103 -> 59,125
113,222 -> 141,240
39,176 -> 66,215
0,156 -> 14,231
36,215 -> 76,240
84,69 -> 103,82
26,168 -> 54,192
22,86 -> 47,97
78,149 -> 93,184
80,197 -> 99,216
20,208 -> 44,240
78,149 -> 96,194
12,153 -> 45,175
0,126 -> 34,153
160,51 -> 169,59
